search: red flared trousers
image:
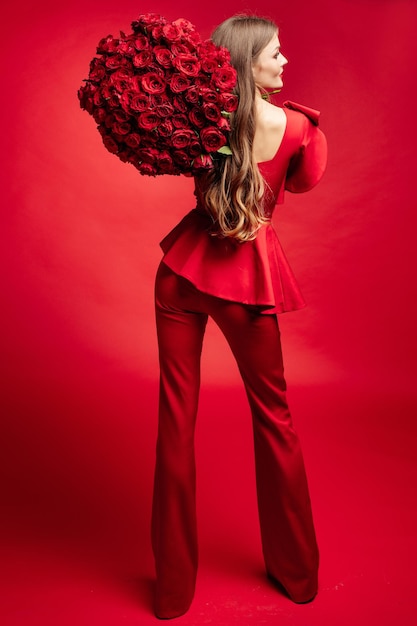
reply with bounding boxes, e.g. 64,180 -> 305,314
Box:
152,262 -> 319,619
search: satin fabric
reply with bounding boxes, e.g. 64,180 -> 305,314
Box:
160,101 -> 327,314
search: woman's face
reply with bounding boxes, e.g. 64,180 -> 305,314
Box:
252,33 -> 288,91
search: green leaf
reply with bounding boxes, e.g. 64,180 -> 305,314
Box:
217,145 -> 233,156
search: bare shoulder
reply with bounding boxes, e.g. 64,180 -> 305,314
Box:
256,99 -> 286,131
253,99 -> 287,163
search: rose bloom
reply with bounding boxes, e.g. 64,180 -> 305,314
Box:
200,57 -> 218,73
192,153 -> 213,171
112,121 -> 131,135
172,113 -> 190,129
201,88 -> 219,103
105,54 -> 124,70
137,162 -> 158,176
220,93 -> 238,112
118,39 -> 136,56
133,13 -> 164,29
133,50 -> 154,68
170,43 -> 191,56
184,86 -> 199,104
211,66 -> 237,91
102,134 -> 119,154
154,45 -> 173,68
171,129 -> 194,149
200,126 -> 227,152
156,150 -> 175,173
141,72 -> 166,94
138,147 -> 159,164
138,111 -> 159,130
189,107 -> 205,129
125,133 -> 142,149
88,59 -> 106,82
173,95 -> 188,113
113,109 -> 130,122
162,23 -> 181,42
172,18 -> 195,34
97,35 -> 119,55
93,107 -> 106,124
172,54 -> 201,77
158,120 -> 173,137
155,102 -> 175,117
203,102 -> 221,123
189,139 -> 203,157
172,149 -> 192,169
134,34 -> 149,50
170,74 -> 192,93
129,92 -> 150,112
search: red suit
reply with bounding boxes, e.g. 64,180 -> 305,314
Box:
151,101 -> 328,619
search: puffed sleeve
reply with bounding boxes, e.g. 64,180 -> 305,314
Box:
283,100 -> 328,193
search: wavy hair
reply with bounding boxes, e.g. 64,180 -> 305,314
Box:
204,15 -> 278,242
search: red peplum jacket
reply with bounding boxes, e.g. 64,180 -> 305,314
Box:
159,101 -> 328,314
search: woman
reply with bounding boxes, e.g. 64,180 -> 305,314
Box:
151,14 -> 327,620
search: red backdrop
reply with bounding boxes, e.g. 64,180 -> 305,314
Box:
1,1 -> 417,625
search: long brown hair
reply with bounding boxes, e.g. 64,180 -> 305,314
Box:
204,15 -> 278,242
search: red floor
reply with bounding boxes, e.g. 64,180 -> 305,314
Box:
1,376 -> 416,625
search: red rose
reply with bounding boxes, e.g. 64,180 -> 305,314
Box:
172,95 -> 187,113
162,24 -> 181,43
138,147 -> 159,163
112,121 -> 131,135
138,111 -> 159,130
97,35 -> 119,54
156,150 -> 175,173
172,113 -> 190,128
203,103 -> 221,123
102,134 -> 119,153
169,74 -> 192,93
220,93 -> 238,112
105,54 -> 124,70
201,88 -> 219,103
189,139 -> 202,157
114,109 -> 130,122
134,35 -> 149,50
158,120 -> 173,137
200,57 -> 218,74
192,154 -> 213,171
137,162 -> 158,176
141,72 -> 166,94
171,129 -> 194,149
172,18 -> 195,34
200,127 -> 227,152
218,116 -> 231,132
118,39 -> 136,56
154,46 -> 173,68
93,107 -> 106,124
88,58 -> 106,82
172,150 -> 192,168
194,75 -> 210,88
132,13 -> 164,30
211,66 -> 237,91
184,86 -> 199,104
129,93 -> 150,112
133,50 -> 153,68
172,54 -> 201,77
125,133 -> 141,149
189,106 -> 205,129
170,43 -> 191,56
107,94 -> 121,109
155,102 -> 175,117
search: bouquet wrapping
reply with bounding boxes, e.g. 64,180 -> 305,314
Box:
78,14 -> 238,176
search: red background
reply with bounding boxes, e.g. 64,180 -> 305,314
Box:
1,1 -> 416,624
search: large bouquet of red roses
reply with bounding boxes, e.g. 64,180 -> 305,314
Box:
78,14 -> 238,176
